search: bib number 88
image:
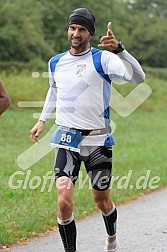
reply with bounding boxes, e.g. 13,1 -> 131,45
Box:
61,134 -> 72,143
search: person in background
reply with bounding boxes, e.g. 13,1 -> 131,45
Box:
30,8 -> 145,252
0,80 -> 10,115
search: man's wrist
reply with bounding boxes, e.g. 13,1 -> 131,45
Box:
38,120 -> 45,124
112,41 -> 125,54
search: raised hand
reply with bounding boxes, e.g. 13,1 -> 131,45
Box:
98,22 -> 119,51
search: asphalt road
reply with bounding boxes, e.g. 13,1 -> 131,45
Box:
4,188 -> 167,252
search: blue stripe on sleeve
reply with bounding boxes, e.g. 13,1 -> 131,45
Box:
91,48 -> 111,84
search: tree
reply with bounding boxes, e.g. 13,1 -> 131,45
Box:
0,0 -> 167,67
120,0 -> 167,67
0,0 -> 54,63
126,0 -> 167,19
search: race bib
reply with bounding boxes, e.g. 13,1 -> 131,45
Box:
50,126 -> 83,153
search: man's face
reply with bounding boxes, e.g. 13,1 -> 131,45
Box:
68,24 -> 91,52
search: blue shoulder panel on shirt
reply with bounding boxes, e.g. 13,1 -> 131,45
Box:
91,48 -> 111,84
50,51 -> 68,76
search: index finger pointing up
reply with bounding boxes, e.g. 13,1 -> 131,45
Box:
107,21 -> 113,36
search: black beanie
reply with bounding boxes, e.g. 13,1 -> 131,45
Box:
68,8 -> 95,36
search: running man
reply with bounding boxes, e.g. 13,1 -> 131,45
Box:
30,8 -> 145,252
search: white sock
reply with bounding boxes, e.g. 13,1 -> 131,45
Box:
106,239 -> 117,249
57,215 -> 74,225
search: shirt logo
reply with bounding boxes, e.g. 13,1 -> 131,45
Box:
76,64 -> 86,77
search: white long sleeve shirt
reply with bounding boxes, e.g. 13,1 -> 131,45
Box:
39,47 -> 145,131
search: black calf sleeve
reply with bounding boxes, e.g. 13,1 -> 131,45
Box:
58,219 -> 76,252
102,207 -> 117,237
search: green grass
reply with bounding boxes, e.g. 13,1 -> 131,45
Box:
0,70 -> 49,108
0,68 -> 167,246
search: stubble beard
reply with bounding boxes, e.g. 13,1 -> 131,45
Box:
71,40 -> 85,50
69,37 -> 89,51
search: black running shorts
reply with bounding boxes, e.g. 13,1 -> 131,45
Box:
54,146 -> 112,191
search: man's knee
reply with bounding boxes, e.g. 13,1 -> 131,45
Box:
58,196 -> 73,213
56,177 -> 74,216
93,191 -> 112,212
